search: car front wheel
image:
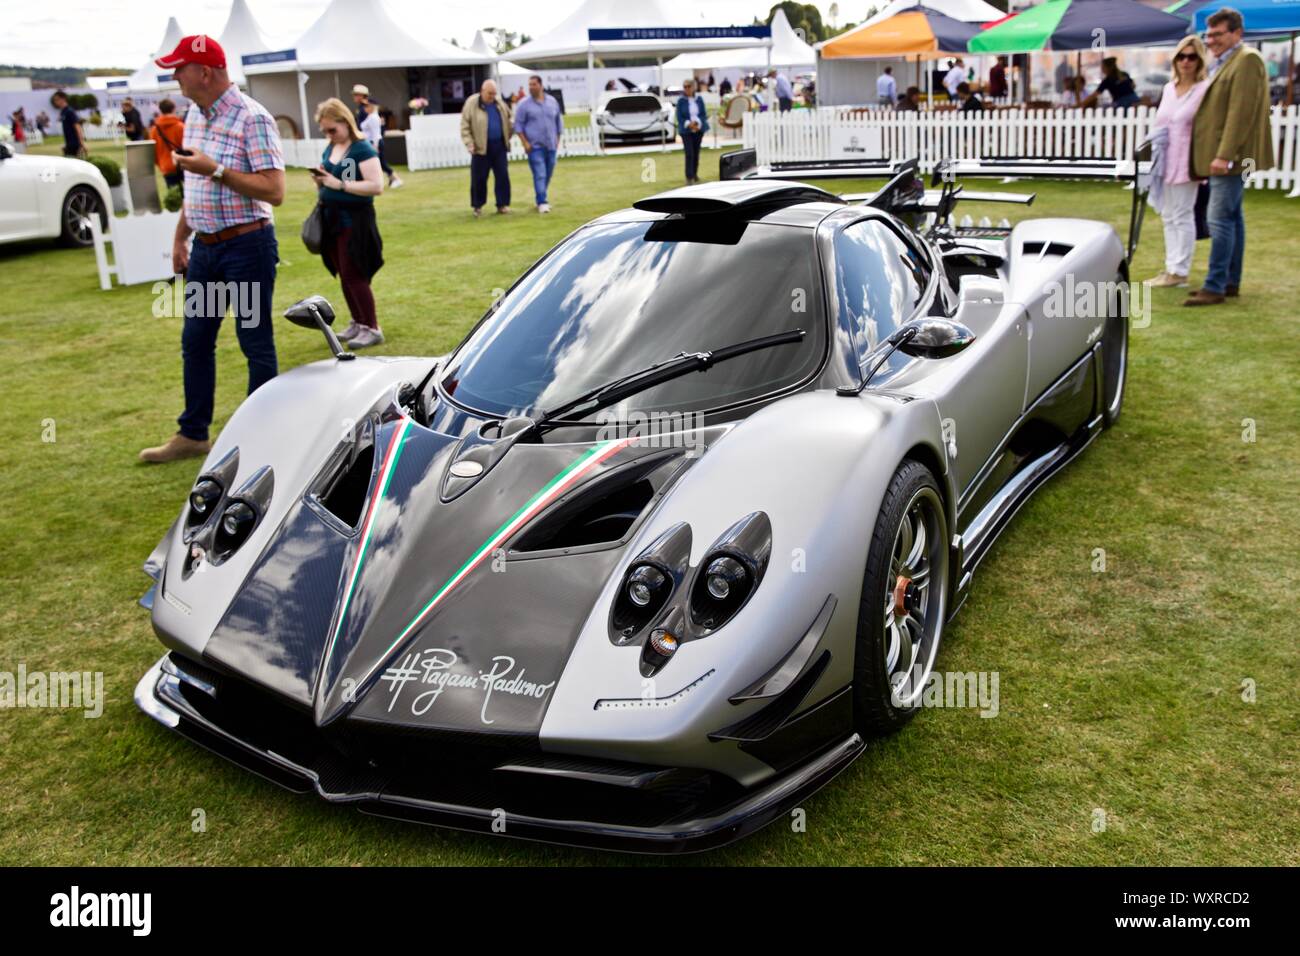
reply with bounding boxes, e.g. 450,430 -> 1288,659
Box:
852,459 -> 950,736
59,185 -> 106,247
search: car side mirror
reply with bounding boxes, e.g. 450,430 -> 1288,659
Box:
894,318 -> 976,360
0,143 -> 11,161
284,295 -> 354,361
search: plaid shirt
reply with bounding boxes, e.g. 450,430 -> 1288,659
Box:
182,84 -> 284,234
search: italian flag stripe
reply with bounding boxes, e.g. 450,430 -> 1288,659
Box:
375,437 -> 633,666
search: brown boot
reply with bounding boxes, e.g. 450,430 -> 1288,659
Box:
139,433 -> 211,463
1226,284 -> 1239,297
1183,289 -> 1225,307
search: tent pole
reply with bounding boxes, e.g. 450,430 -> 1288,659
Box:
588,47 -> 600,155
658,56 -> 666,152
297,70 -> 310,140
1284,31 -> 1294,108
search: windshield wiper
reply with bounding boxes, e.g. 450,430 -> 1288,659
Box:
528,327 -> 806,432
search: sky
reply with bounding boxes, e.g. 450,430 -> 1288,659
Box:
0,0 -> 845,69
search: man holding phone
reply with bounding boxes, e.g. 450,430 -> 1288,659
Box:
139,35 -> 286,463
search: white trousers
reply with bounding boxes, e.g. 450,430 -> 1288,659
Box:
1160,181 -> 1199,277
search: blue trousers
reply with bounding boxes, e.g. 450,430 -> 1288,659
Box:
1203,174 -> 1245,295
527,146 -> 558,205
470,139 -> 510,210
177,224 -> 279,441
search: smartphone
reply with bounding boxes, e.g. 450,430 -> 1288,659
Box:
174,147 -> 193,156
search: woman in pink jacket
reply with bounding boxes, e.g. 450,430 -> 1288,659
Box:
1150,35 -> 1210,288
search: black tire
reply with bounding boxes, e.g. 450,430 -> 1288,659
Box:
59,185 -> 106,248
1100,271 -> 1128,428
852,460 -> 950,737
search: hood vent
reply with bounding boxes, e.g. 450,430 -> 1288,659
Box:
1022,240 -> 1073,259
314,423 -> 376,529
511,452 -> 679,554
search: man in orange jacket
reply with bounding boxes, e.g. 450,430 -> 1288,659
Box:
149,98 -> 186,189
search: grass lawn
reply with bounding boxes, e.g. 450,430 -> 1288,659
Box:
1,137 -> 1297,866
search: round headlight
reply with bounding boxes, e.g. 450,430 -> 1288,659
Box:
627,564 -> 667,607
220,501 -> 256,538
190,479 -> 221,517
705,556 -> 747,600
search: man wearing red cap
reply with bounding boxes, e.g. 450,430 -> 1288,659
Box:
140,35 -> 287,463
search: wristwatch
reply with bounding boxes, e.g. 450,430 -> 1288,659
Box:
211,164 -> 226,182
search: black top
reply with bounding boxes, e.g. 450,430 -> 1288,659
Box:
1097,72 -> 1137,103
961,94 -> 984,112
122,106 -> 144,140
60,105 -> 79,144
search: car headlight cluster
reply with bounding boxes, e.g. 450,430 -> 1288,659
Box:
608,513 -> 772,675
181,452 -> 274,574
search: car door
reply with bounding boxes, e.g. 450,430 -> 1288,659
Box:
832,218 -> 1027,498
0,147 -> 43,240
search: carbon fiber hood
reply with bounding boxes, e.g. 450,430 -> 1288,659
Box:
199,414 -> 693,738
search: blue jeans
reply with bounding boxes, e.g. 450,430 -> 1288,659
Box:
1204,174 -> 1245,295
527,146 -> 558,205
177,224 -> 279,441
470,139 -> 510,210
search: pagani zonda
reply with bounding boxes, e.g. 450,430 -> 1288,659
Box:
136,154 -> 1132,853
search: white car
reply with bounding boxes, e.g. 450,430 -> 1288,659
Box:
0,142 -> 112,248
595,92 -> 676,146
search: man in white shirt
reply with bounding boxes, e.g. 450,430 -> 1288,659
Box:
877,67 -> 897,107
943,59 -> 966,100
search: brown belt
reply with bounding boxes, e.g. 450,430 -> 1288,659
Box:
195,219 -> 270,245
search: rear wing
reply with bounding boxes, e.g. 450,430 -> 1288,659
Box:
720,148 -> 1153,261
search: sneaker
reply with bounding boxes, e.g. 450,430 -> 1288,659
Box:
1148,272 -> 1187,288
337,321 -> 363,342
497,206 -> 511,215
139,433 -> 211,464
538,203 -> 551,214
349,326 -> 385,349
389,175 -> 404,189
473,207 -> 483,218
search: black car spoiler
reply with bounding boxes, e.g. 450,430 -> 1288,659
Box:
719,147 -> 1153,262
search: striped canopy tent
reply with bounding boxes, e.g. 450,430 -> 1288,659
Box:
969,0 -> 1189,52
820,6 -> 985,57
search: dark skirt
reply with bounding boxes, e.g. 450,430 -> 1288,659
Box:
320,202 -> 384,282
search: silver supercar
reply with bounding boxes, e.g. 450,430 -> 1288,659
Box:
135,153 -> 1139,852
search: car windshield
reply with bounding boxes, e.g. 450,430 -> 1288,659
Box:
439,218 -> 825,421
606,95 -> 662,114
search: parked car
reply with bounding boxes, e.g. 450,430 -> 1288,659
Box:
595,92 -> 676,146
0,142 -> 111,247
135,157 -> 1133,853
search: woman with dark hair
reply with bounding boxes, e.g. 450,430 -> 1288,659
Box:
1082,57 -> 1141,109
310,97 -> 386,349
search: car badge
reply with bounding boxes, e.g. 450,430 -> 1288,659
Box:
450,460 -> 484,479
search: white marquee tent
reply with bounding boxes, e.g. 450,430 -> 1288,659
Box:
218,0 -> 274,86
663,9 -> 815,73
509,0 -> 772,61
241,0 -> 490,138
122,17 -> 185,93
815,0 -> 1005,107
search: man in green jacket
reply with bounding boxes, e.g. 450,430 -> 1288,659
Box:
1185,7 -> 1274,306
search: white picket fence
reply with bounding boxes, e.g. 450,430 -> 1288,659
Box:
405,124 -> 599,171
281,138 -> 329,168
744,105 -> 1300,196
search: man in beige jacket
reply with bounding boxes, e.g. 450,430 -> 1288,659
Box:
460,80 -> 513,216
1185,7 -> 1274,306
